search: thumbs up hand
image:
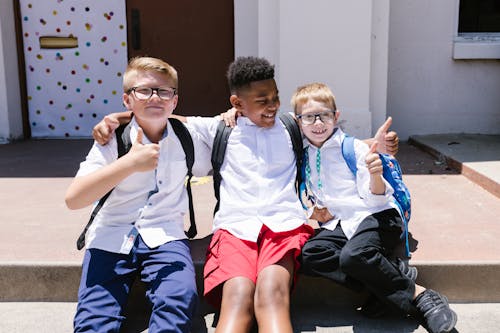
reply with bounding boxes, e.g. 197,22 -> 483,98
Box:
365,142 -> 383,177
128,127 -> 160,172
374,117 -> 399,156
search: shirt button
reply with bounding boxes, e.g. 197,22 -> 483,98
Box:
159,180 -> 163,185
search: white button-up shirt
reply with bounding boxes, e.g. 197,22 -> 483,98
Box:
75,118 -> 211,252
304,128 -> 397,239
186,115 -> 307,242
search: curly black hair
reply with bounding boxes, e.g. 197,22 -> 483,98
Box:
226,56 -> 275,93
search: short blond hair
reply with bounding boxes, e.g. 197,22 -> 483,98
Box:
122,56 -> 178,92
290,82 -> 337,115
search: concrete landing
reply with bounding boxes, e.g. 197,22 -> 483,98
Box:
0,134 -> 499,332
1,302 -> 499,333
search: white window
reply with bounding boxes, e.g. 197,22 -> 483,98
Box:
454,0 -> 500,59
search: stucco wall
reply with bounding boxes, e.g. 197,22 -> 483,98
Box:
235,1 -> 376,138
387,0 -> 500,139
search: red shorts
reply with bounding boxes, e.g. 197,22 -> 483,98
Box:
203,224 -> 314,307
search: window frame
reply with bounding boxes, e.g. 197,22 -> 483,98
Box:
453,0 -> 500,59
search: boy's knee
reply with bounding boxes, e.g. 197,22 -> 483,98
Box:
254,281 -> 289,311
339,246 -> 374,275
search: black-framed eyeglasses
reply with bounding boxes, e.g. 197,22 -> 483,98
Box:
296,110 -> 336,125
127,86 -> 177,101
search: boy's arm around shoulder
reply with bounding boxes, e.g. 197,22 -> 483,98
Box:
93,111 -> 133,145
65,128 -> 160,209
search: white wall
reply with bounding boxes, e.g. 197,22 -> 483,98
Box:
235,0 -> 376,138
0,0 -> 23,143
370,0 -> 390,133
387,0 -> 500,139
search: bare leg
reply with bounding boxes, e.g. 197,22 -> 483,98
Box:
215,277 -> 255,333
254,254 -> 294,333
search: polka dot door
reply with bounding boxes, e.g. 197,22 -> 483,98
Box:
19,0 -> 128,138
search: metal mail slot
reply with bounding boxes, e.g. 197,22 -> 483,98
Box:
39,36 -> 78,49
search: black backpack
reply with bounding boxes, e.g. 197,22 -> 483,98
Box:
211,112 -> 303,214
76,118 -> 197,250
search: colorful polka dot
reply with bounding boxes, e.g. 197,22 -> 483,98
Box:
21,1 -> 128,137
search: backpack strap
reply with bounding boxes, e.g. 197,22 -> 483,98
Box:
168,118 -> 197,239
278,113 -> 303,194
341,134 -> 412,257
341,135 -> 358,176
76,122 -> 132,250
211,120 -> 233,214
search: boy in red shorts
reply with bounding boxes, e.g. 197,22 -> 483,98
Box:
187,56 -> 313,332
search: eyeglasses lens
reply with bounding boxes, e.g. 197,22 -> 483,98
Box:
301,111 -> 335,125
132,87 -> 176,100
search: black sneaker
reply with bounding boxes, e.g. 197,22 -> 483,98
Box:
359,260 -> 418,318
413,289 -> 457,333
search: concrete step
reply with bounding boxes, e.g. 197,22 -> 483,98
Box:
2,259 -> 500,304
1,301 -> 499,332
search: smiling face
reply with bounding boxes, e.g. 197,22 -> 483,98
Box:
297,99 -> 339,148
230,79 -> 280,128
122,69 -> 178,127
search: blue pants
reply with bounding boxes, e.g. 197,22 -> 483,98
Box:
74,236 -> 198,333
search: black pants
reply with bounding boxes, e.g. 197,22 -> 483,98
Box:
301,208 -> 416,314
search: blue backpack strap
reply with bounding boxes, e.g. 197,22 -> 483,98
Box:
341,135 -> 358,177
342,135 -> 412,258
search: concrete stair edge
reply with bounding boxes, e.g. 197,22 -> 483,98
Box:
1,260 -> 499,303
